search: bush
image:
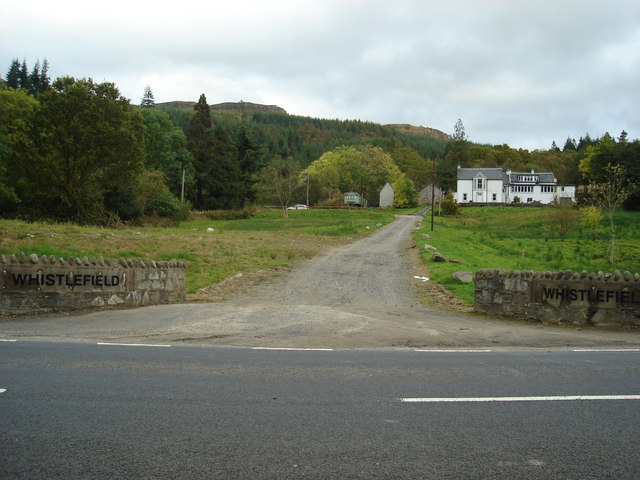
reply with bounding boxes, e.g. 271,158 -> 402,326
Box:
440,193 -> 459,216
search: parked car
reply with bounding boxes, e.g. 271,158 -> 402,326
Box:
287,204 -> 308,210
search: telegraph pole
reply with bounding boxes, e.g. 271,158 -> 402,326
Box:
181,169 -> 185,202
430,157 -> 436,231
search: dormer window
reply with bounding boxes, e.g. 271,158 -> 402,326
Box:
517,175 -> 538,183
474,178 -> 484,189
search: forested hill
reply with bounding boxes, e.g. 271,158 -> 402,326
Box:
386,124 -> 451,142
156,101 -> 450,166
157,100 -> 287,115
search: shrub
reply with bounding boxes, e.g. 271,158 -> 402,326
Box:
440,193 -> 459,216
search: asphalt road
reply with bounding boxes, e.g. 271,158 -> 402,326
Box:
2,341 -> 639,479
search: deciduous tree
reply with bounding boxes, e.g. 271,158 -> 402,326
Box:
253,157 -> 303,217
139,107 -> 194,198
308,145 -> 401,204
0,86 -> 39,213
589,164 -> 638,263
392,174 -> 418,208
26,77 -> 145,223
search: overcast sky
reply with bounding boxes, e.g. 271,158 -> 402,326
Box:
2,0 -> 638,150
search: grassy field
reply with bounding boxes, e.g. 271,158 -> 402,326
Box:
0,209 -> 396,294
415,207 -> 640,305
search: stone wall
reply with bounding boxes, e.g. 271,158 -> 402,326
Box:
0,253 -> 186,315
474,269 -> 640,328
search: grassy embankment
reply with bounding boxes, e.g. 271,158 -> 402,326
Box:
0,209 -> 395,294
415,207 -> 640,305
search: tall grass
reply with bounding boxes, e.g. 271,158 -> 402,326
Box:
415,207 -> 640,304
0,209 -> 395,293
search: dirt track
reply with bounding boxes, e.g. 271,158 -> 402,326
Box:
2,215 -> 639,348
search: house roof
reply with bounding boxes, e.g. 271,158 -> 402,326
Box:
507,172 -> 556,184
456,168 -> 504,180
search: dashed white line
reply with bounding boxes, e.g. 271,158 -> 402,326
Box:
251,347 -> 334,351
0,389 -> 6,394
400,395 -> 640,403
414,349 -> 492,353
572,348 -> 640,352
0,339 -> 18,342
97,342 -> 171,348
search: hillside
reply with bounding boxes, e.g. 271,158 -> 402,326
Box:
156,101 -> 447,142
156,100 -> 287,115
386,124 -> 450,142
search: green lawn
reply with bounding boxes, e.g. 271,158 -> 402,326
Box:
414,207 -> 640,305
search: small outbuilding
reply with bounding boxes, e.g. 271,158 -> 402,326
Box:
344,191 -> 368,207
379,182 -> 394,208
418,184 -> 443,205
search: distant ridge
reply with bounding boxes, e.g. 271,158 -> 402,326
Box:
386,124 -> 450,142
155,100 -> 287,115
155,102 -> 448,141
211,101 -> 287,114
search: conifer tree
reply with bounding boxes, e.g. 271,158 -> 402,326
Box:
18,60 -> 31,91
187,94 -> 214,208
187,94 -> 244,209
141,85 -> 155,107
29,61 -> 41,95
5,59 -> 21,88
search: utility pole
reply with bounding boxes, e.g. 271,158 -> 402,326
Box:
430,157 -> 436,231
181,169 -> 185,202
306,169 -> 310,206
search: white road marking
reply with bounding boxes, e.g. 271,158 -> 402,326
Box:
0,389 -> 6,394
400,395 -> 640,403
572,348 -> 640,352
414,349 -> 492,353
0,339 -> 18,342
97,342 -> 171,348
251,347 -> 334,351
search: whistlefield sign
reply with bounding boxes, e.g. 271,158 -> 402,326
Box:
474,269 -> 640,328
1,253 -> 186,314
9,272 -> 123,289
536,284 -> 640,308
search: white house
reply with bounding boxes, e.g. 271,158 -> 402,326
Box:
455,167 -> 575,205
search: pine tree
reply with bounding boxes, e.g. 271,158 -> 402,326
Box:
5,59 -> 21,88
187,94 -> 244,209
29,60 -> 41,95
188,94 -> 215,208
140,85 -> 155,107
18,60 -> 31,91
40,59 -> 50,92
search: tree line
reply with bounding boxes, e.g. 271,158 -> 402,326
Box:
1,58 -> 638,225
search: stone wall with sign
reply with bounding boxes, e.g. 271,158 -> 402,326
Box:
474,269 -> 640,328
1,253 -> 186,315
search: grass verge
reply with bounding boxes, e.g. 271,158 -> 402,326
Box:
0,209 -> 395,294
414,206 -> 640,305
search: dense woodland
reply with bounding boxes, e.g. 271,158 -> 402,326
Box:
1,58 -> 638,224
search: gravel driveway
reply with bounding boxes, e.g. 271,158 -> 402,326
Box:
2,215 -> 639,348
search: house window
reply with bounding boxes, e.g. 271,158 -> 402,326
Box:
492,193 -> 497,201
517,175 -> 538,183
474,178 -> 483,189
463,193 -> 468,201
